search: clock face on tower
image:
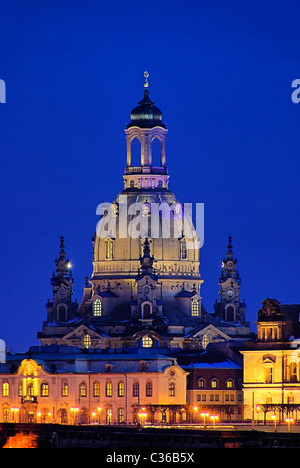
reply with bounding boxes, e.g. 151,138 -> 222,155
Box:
227,288 -> 234,297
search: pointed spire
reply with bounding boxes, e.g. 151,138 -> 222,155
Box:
53,236 -> 73,282
226,235 -> 233,259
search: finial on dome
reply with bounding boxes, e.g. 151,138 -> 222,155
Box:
144,71 -> 149,88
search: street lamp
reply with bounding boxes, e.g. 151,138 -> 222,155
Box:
138,407 -> 147,427
10,407 -> 20,422
200,411 -> 209,430
271,414 -> 277,432
210,414 -> 218,430
97,406 -> 102,424
193,405 -> 198,424
285,417 -> 294,433
71,406 -> 79,425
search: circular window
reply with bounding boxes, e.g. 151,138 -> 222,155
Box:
142,336 -> 153,348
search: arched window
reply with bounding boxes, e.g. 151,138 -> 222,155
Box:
198,378 -> 205,389
169,382 -> 175,397
131,137 -> 141,167
130,180 -> 135,188
192,299 -> 200,317
151,137 -> 161,167
80,381 -> 87,397
118,381 -> 125,397
106,408 -> 112,424
226,378 -> 234,389
142,302 -> 152,319
180,239 -> 187,260
93,299 -> 102,317
226,305 -> 235,322
106,380 -> 112,397
58,305 -> 67,322
27,381 -> 34,396
118,408 -> 125,424
157,180 -> 163,188
291,363 -> 298,382
83,334 -> 91,349
146,380 -> 153,397
105,239 -> 114,259
41,382 -> 49,397
93,381 -> 100,397
211,378 -> 218,389
62,381 -> 69,397
133,381 -> 139,397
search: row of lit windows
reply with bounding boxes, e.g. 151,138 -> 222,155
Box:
104,238 -> 190,261
197,378 -> 235,389
196,393 -> 242,402
2,379 -> 176,399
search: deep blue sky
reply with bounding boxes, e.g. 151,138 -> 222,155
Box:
0,0 -> 300,352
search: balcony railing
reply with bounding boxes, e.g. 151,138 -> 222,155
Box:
21,395 -> 38,403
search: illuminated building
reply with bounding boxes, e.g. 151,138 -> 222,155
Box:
0,352 -> 187,424
243,298 -> 300,422
38,74 -> 250,351
0,74 -> 251,424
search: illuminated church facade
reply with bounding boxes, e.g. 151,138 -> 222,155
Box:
0,75 -> 252,425
38,75 -> 251,352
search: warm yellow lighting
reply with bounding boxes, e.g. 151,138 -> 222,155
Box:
193,405 -> 198,412
97,406 -> 102,412
67,262 -> 72,269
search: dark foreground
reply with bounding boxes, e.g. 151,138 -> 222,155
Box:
1,423 -> 300,449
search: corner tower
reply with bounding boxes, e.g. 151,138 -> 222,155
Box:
214,236 -> 247,325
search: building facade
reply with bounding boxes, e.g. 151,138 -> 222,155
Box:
0,349 -> 188,425
0,75 -> 252,425
243,298 -> 300,422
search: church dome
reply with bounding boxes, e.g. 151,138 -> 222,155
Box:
127,84 -> 165,129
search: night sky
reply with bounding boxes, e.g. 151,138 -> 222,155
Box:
1,0 -> 300,352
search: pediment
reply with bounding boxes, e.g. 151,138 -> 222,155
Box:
62,325 -> 105,341
189,324 -> 232,341
262,354 -> 277,364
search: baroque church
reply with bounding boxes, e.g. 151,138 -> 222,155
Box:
38,74 -> 251,352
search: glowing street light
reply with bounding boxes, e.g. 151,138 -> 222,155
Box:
271,414 -> 277,432
97,406 -> 102,424
138,407 -> 147,427
285,417 -> 294,433
71,406 -> 79,425
200,411 -> 209,430
210,414 -> 219,430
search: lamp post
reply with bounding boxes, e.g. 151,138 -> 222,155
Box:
200,411 -> 209,430
271,414 -> 277,432
210,414 -> 218,430
285,417 -> 294,433
97,406 -> 102,424
71,406 -> 79,425
138,407 -> 147,427
193,405 -> 198,424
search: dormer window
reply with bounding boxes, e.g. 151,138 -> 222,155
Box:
192,299 -> 200,317
93,299 -> 102,317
